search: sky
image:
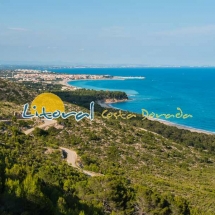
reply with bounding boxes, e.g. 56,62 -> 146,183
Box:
0,0 -> 215,66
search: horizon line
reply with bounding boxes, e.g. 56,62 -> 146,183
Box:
1,64 -> 215,68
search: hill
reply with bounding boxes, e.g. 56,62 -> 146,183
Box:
0,78 -> 37,119
0,78 -> 35,104
0,79 -> 215,214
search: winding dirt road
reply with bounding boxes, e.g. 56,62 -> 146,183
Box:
24,120 -> 57,135
21,120 -> 103,177
60,147 -> 104,177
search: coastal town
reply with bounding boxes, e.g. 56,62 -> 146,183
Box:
0,69 -> 118,90
0,69 -> 145,91
12,69 -> 114,82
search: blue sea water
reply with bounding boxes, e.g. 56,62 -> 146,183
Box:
50,68 -> 215,133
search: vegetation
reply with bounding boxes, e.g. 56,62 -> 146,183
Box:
0,119 -> 191,215
22,81 -> 63,93
0,78 -> 215,214
55,89 -> 128,111
0,78 -> 35,105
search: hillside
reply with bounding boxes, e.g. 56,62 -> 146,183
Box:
0,78 -> 36,119
0,79 -> 215,214
0,78 -> 35,104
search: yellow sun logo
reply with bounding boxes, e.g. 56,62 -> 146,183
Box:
22,92 -> 95,121
30,93 -> 65,115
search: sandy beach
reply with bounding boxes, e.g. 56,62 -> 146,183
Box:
59,79 -> 76,88
60,79 -> 72,86
59,77 -> 127,89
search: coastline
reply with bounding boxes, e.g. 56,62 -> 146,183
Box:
59,77 -> 126,90
147,117 -> 215,135
97,99 -> 128,109
60,78 -> 215,135
59,75 -> 145,89
98,100 -> 215,135
59,79 -> 76,89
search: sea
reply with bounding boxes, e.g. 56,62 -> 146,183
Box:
49,67 -> 215,133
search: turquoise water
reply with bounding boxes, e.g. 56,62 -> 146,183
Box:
51,68 -> 215,133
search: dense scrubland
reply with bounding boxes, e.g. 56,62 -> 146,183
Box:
0,77 -> 215,215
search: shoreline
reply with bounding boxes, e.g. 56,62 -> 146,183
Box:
60,79 -> 215,135
59,75 -> 145,90
59,77 -> 126,90
98,100 -> 215,135
59,79 -> 76,89
97,99 -> 129,109
148,117 -> 215,135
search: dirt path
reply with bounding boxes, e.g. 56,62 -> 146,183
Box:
22,120 -> 102,177
0,119 -> 31,122
24,120 -> 57,135
60,147 -> 78,168
60,147 -> 104,177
